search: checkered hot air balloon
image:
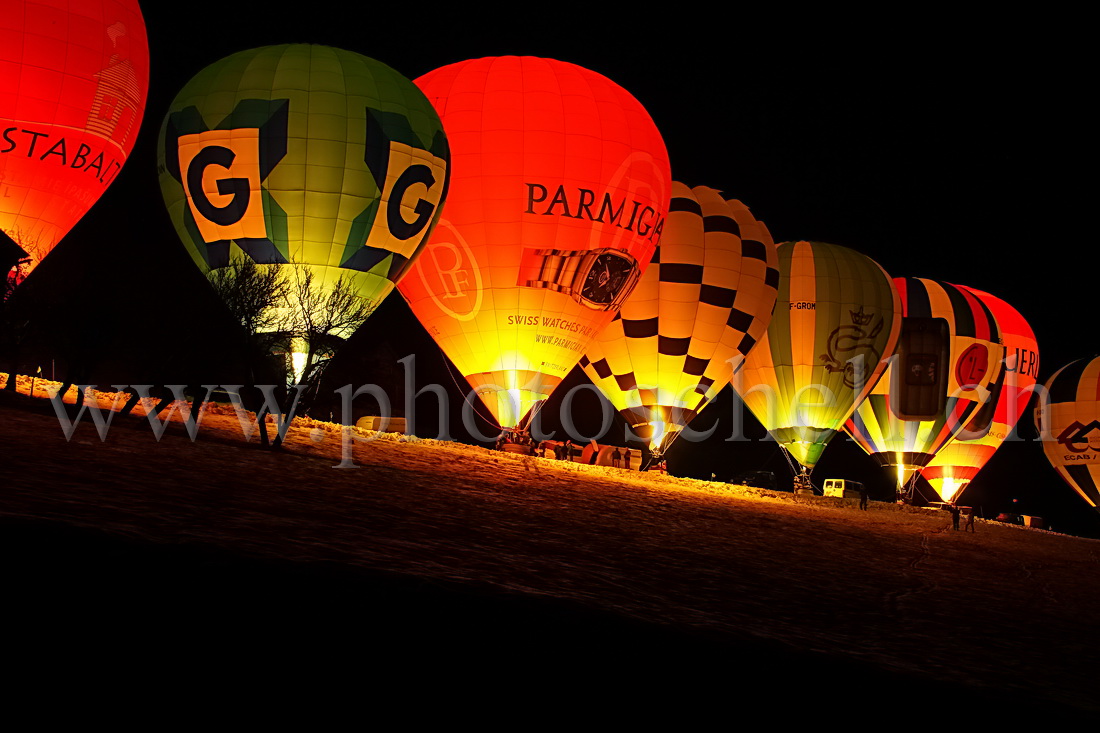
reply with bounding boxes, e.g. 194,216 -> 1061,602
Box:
580,183 -> 779,455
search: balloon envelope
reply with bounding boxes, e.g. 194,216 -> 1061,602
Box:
920,288 -> 1039,502
158,44 -> 450,335
0,0 -> 149,281
581,183 -> 778,453
845,278 -> 1004,488
736,241 -> 902,470
1034,355 -> 1100,512
399,56 -> 671,429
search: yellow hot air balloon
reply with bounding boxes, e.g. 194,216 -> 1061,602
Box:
844,278 -> 1004,498
398,56 -> 671,430
580,183 -> 778,455
920,288 -> 1039,503
735,241 -> 902,477
1034,355 -> 1100,513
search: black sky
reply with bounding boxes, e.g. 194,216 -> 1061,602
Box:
13,5 -> 1095,531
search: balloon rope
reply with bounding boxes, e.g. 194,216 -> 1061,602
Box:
905,470 -> 937,505
432,341 -> 501,434
780,446 -> 805,480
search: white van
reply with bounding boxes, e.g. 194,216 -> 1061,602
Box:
823,479 -> 864,499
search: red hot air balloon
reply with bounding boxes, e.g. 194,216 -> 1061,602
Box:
400,56 -> 671,430
0,0 -> 149,285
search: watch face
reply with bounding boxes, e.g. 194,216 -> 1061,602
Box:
581,253 -> 636,304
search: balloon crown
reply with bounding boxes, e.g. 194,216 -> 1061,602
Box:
850,306 -> 874,326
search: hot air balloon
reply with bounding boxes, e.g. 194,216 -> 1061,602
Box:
158,44 -> 449,379
735,241 -> 902,483
399,56 -> 670,431
0,0 -> 149,285
845,278 -> 1004,499
580,183 -> 778,456
1034,355 -> 1100,513
919,288 -> 1039,503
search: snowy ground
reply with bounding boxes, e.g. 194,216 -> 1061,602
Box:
2,377 -> 1098,720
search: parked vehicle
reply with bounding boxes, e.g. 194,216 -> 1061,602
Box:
823,479 -> 864,499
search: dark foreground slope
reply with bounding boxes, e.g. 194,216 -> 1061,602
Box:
2,394 -> 1097,722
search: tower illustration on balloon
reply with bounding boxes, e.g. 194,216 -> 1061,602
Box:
1,0 -> 149,289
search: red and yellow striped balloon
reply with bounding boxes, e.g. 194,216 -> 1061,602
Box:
920,288 -> 1039,502
845,278 -> 1004,489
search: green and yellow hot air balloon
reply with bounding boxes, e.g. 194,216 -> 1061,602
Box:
158,44 -> 449,375
736,241 -> 902,477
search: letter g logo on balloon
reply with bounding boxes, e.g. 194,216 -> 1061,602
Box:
177,128 -> 268,243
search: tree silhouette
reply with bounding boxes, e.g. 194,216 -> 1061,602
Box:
204,259 -> 375,446
283,265 -> 375,396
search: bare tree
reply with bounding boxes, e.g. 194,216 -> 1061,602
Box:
204,260 -> 375,446
284,265 -> 375,393
208,256 -> 293,339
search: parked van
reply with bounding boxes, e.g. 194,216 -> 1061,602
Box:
823,479 -> 864,499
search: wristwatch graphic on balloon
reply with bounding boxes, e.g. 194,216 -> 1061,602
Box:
518,247 -> 640,310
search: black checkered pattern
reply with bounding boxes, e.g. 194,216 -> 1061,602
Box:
581,183 -> 780,441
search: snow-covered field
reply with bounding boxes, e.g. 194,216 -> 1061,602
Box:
2,377 -> 1097,720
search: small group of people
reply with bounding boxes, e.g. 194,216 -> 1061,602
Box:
610,446 -> 632,469
554,440 -> 574,461
948,504 -> 976,532
493,433 -> 639,469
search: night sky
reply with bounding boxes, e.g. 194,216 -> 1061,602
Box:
10,5 -> 1095,532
